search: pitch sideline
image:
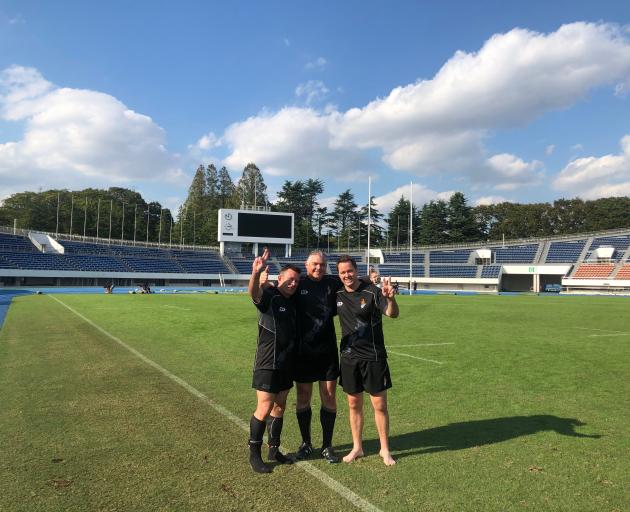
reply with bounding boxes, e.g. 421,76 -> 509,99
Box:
49,295 -> 382,512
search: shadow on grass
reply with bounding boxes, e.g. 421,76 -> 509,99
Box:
335,415 -> 601,459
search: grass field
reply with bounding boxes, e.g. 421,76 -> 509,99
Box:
1,292 -> 629,511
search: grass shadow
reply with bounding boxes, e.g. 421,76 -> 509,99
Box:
335,415 -> 601,459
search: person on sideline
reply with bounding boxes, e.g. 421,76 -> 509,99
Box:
247,248 -> 300,473
336,255 -> 399,466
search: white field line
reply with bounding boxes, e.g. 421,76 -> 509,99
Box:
390,343 -> 454,347
388,350 -> 444,365
573,327 -> 630,336
588,333 -> 630,337
49,295 -> 381,512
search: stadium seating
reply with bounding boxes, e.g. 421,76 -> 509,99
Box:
65,254 -> 130,272
589,236 -> 630,261
493,244 -> 539,263
429,265 -> 477,277
378,264 -> 424,277
573,263 -> 615,279
545,240 -> 586,263
0,233 -> 37,252
0,251 -> 79,271
615,265 -> 630,280
430,249 -> 471,263
60,240 -> 114,255
382,252 -> 425,263
481,265 -> 501,278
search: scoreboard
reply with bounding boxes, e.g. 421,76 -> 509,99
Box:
217,209 -> 294,244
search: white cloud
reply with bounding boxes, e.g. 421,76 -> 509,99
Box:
220,22 -> 630,192
295,80 -> 329,106
0,65 -> 185,198
474,195 -> 510,206
196,132 -> 220,150
484,153 -> 543,190
305,57 -> 327,71
373,183 -> 445,213
545,144 -> 555,156
222,107 -> 372,180
553,134 -> 630,199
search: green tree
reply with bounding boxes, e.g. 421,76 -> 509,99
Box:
332,189 -> 358,250
418,200 -> 449,245
385,196 -> 419,250
447,192 -> 480,242
217,166 -> 237,209
235,163 -> 268,208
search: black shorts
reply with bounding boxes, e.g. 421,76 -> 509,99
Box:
339,357 -> 392,395
252,369 -> 294,394
293,353 -> 340,383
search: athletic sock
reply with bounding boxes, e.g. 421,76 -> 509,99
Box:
320,406 -> 337,448
296,407 -> 312,444
248,415 -> 271,473
267,415 -> 284,448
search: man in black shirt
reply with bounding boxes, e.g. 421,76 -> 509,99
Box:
247,248 -> 300,473
293,250 -> 342,463
336,254 -> 399,466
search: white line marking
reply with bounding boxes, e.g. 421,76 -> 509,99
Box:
49,295 -> 381,512
573,327 -> 630,334
391,343 -> 454,347
388,350 -> 444,365
588,333 -> 630,337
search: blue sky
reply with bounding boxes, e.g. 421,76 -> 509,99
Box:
1,0 -> 630,215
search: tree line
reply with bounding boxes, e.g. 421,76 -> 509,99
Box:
2,162 -> 630,248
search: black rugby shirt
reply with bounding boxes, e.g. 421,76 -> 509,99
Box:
253,287 -> 297,371
295,274 -> 341,357
336,281 -> 389,361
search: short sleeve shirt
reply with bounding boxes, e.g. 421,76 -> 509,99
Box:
336,281 -> 389,361
295,274 -> 342,357
253,287 -> 297,371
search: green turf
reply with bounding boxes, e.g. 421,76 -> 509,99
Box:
1,293 -> 629,511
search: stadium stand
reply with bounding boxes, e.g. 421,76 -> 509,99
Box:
0,233 -> 37,252
429,265 -> 477,278
493,244 -> 539,263
572,263 -> 615,279
429,249 -> 471,263
378,264 -> 425,277
589,235 -> 630,261
7,224 -> 630,293
545,240 -> 587,263
481,265 -> 502,278
382,252 -> 425,263
615,265 -> 630,279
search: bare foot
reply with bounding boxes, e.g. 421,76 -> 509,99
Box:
342,449 -> 364,463
379,450 -> 396,466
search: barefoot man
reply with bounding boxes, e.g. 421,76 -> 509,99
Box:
335,255 -> 399,465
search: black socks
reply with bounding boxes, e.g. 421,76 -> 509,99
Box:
296,406 -> 312,444
248,415 -> 271,473
320,406 -> 337,448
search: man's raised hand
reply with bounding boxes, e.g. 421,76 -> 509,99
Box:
381,277 -> 395,298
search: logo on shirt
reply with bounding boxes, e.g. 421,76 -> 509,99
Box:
300,289 -> 309,295
279,306 -> 286,312
337,301 -> 343,307
360,298 -> 367,309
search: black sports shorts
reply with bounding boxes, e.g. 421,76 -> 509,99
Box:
293,352 -> 340,383
339,357 -> 392,395
252,369 -> 294,394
